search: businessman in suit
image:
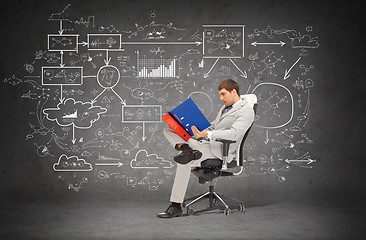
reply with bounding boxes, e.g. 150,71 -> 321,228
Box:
157,79 -> 255,218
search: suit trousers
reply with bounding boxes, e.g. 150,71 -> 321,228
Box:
163,126 -> 216,203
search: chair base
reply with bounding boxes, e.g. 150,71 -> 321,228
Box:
183,181 -> 245,215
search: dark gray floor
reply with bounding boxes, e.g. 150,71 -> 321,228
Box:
1,198 -> 365,240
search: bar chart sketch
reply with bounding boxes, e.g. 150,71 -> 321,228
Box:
137,52 -> 180,79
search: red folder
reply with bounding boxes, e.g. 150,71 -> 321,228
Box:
163,113 -> 191,142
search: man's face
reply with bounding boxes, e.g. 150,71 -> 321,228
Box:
219,88 -> 236,107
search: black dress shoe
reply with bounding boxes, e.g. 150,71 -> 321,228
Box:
156,203 -> 182,218
174,147 -> 202,165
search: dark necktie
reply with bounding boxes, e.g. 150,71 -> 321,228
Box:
226,105 -> 233,112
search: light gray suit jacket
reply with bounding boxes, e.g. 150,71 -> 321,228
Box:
206,96 -> 255,163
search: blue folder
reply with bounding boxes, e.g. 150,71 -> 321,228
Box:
169,98 -> 211,136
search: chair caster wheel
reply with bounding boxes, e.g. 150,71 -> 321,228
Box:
224,208 -> 231,215
187,207 -> 195,215
238,204 -> 245,212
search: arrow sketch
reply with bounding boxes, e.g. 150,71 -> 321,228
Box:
229,58 -> 247,78
284,57 -> 301,80
58,20 -> 64,35
204,58 -> 220,78
95,162 -> 123,167
251,41 -> 286,47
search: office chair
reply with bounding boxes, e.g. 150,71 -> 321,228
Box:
182,94 -> 257,216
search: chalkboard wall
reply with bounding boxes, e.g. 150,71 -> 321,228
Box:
0,0 -> 364,203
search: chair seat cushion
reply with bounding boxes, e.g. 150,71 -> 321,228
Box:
201,159 -> 222,168
192,168 -> 220,182
200,159 -> 238,168
192,159 -> 237,183
192,168 -> 234,183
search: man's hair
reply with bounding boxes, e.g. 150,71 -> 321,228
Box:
218,79 -> 240,96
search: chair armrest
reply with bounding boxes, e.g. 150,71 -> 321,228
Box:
215,138 -> 236,157
192,137 -> 236,170
192,137 -> 207,141
193,137 -> 235,157
215,138 -> 236,170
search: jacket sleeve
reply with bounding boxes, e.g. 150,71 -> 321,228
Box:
211,106 -> 254,141
206,119 -> 216,131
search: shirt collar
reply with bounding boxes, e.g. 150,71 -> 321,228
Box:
225,99 -> 241,112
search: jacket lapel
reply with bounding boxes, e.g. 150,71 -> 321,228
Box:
216,105 -> 226,122
218,98 -> 248,121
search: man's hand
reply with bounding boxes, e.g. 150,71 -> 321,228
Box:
191,126 -> 208,139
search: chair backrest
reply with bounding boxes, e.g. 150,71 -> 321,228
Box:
242,94 -> 257,108
236,94 -> 257,166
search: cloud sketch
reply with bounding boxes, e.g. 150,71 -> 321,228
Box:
130,149 -> 173,169
43,98 -> 107,129
53,154 -> 93,171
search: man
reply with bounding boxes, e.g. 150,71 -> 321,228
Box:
157,79 -> 255,218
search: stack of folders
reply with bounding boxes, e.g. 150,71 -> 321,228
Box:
163,98 -> 211,142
